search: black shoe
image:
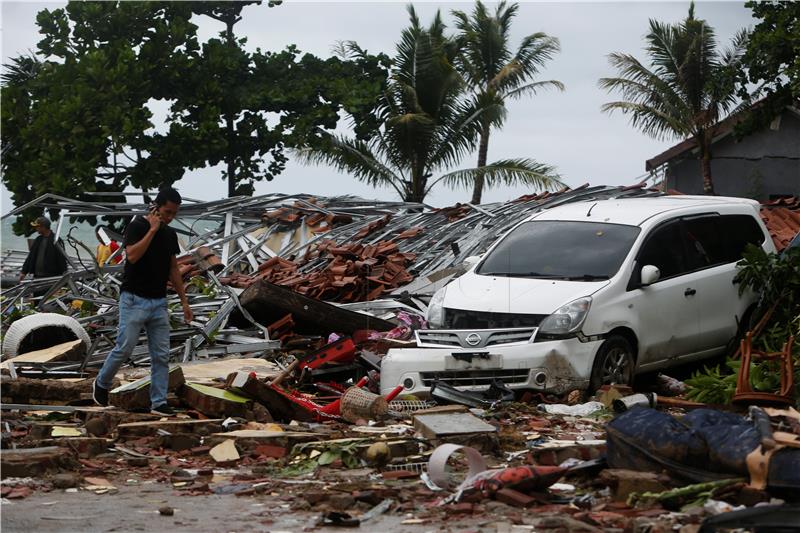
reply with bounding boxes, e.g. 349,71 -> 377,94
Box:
150,404 -> 175,416
92,380 -> 109,407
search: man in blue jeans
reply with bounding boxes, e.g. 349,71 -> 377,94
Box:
93,187 -> 193,415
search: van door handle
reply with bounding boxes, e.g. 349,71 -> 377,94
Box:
684,288 -> 696,296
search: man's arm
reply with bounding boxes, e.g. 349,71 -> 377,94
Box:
54,239 -> 68,274
169,255 -> 193,323
125,213 -> 161,263
20,238 -> 37,280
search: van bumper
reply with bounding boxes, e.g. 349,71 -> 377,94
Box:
379,337 -> 602,397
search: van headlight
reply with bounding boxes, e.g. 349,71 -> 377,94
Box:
539,297 -> 592,335
426,287 -> 447,328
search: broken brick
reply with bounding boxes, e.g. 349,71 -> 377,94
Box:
381,470 -> 419,480
253,444 -> 286,459
495,488 -> 537,508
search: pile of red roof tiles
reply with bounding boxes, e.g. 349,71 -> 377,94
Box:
261,198 -> 355,233
760,197 -> 800,252
220,227 -> 425,302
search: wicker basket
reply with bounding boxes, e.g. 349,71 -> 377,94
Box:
340,386 -> 389,422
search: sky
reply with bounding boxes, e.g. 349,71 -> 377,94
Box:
0,1 -> 755,213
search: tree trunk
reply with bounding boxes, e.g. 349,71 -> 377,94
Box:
471,125 -> 491,204
225,18 -> 237,198
406,161 -> 426,203
226,115 -> 236,197
699,132 -> 715,195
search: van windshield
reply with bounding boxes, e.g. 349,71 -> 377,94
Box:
477,220 -> 641,280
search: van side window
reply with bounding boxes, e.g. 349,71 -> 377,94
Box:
682,216 -> 725,270
683,215 -> 765,270
639,223 -> 686,279
720,215 -> 765,260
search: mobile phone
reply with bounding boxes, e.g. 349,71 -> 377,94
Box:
147,203 -> 163,226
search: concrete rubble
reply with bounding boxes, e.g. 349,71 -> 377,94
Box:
1,185 -> 799,530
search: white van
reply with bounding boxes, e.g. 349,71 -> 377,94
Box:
380,196 -> 776,396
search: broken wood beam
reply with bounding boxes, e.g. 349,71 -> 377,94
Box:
233,279 -> 395,335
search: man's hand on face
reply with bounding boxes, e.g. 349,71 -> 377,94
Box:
146,207 -> 162,233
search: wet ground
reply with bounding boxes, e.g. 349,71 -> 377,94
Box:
1,482 -> 442,533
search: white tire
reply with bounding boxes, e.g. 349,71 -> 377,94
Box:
2,312 -> 90,360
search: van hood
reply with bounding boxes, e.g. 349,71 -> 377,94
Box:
443,271 -> 609,315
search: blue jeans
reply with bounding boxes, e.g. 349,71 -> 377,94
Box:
96,291 -> 171,409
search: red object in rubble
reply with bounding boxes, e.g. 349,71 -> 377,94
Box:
299,337 -> 357,371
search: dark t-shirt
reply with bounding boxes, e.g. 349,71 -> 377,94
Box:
121,217 -> 179,299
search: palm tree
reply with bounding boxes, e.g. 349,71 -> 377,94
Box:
452,1 -> 564,204
295,6 -> 563,204
599,3 -> 747,195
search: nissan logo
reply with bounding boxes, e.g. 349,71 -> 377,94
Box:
465,333 -> 482,346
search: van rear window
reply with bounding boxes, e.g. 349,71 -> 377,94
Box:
477,221 -> 640,280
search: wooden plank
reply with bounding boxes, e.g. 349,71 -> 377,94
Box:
235,279 -> 395,334
179,357 -> 279,384
2,340 -> 85,367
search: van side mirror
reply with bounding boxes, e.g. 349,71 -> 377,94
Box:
463,256 -> 481,269
640,265 -> 661,286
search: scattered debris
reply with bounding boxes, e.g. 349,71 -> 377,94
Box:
1,187 -> 798,529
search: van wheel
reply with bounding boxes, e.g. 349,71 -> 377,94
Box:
588,335 -> 635,393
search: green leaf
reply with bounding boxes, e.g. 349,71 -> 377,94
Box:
317,450 -> 340,466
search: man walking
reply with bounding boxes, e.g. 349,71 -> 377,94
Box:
19,216 -> 67,280
93,187 -> 193,415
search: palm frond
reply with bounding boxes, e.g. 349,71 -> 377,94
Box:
292,133 -> 404,197
513,33 -> 561,80
599,52 -> 691,136
427,96 -> 495,171
600,101 -> 689,140
1,53 -> 43,86
504,79 -> 565,99
433,157 -> 562,193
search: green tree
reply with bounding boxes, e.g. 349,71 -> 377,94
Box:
736,1 -> 800,134
599,3 -> 747,195
1,1 -> 199,234
168,18 -> 389,197
452,0 -> 563,204
296,6 -> 563,204
2,0 -> 390,233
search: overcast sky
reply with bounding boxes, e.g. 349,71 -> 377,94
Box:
1,1 -> 754,213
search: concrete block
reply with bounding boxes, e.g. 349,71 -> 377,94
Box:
1,446 -> 78,478
598,469 -> 670,502
180,382 -> 251,418
110,366 -> 185,411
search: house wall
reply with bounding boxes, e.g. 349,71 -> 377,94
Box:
666,111 -> 800,200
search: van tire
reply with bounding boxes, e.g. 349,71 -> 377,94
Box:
588,335 -> 635,393
2,313 -> 90,360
